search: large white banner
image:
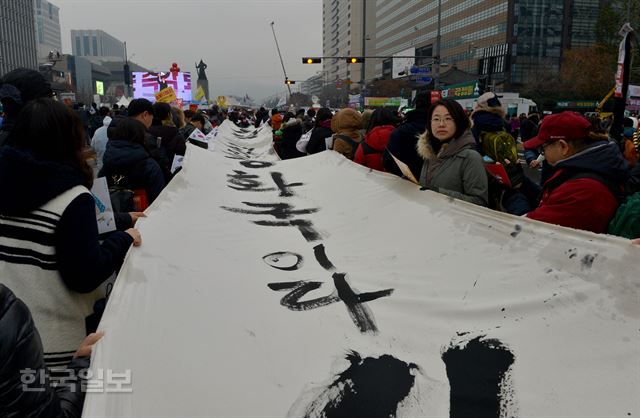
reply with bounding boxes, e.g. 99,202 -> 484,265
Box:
211,121 -> 279,161
83,122 -> 640,417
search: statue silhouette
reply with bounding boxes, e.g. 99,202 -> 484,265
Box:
195,60 -> 208,80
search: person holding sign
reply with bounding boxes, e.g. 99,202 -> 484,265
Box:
0,98 -> 140,374
417,99 -> 489,206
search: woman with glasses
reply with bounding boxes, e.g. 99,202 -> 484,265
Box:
417,98 -> 488,207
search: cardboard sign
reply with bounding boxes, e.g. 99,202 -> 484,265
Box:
91,177 -> 116,234
155,86 -> 178,103
390,152 -> 420,184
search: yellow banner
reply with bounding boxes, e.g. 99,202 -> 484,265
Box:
155,87 -> 177,103
195,86 -> 206,101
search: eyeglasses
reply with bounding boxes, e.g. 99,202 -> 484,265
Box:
431,116 -> 454,125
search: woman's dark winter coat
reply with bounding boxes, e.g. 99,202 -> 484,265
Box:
0,284 -> 89,417
280,118 -> 305,159
306,120 -> 333,155
99,140 -> 166,204
147,124 -> 186,167
383,109 -> 428,179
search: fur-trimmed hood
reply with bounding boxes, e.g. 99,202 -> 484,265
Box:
283,118 -> 302,129
417,129 -> 476,161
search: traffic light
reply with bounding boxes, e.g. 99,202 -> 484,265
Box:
285,78 -> 296,85
347,57 -> 365,64
302,57 -> 322,64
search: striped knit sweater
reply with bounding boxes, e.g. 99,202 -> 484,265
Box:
0,186 -> 104,373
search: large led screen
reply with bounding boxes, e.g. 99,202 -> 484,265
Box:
132,71 -> 192,103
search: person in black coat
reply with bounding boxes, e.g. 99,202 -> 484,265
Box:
0,68 -> 53,147
0,284 -> 103,417
306,108 -> 334,155
280,112 -> 305,159
100,118 -> 166,204
383,92 -> 432,179
147,102 -> 186,170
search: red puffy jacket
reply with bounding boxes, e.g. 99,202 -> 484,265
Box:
354,125 -> 395,171
526,170 -> 620,233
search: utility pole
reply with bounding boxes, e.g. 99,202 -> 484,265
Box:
433,0 -> 442,90
123,41 -> 131,98
270,21 -> 292,98
361,0 -> 366,93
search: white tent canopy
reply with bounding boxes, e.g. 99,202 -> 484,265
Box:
83,121 -> 640,417
115,96 -> 131,108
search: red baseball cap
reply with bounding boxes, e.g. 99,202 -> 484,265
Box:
523,111 -> 592,150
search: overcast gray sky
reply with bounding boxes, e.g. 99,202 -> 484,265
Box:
56,0 -> 322,102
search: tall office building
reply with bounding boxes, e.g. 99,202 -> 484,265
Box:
34,0 -> 62,63
322,0 -> 366,89
363,0 -> 603,88
70,29 -> 125,62
0,0 -> 38,75
368,0 -> 510,82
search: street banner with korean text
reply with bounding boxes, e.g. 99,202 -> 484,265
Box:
83,121 -> 640,417
154,86 -> 177,103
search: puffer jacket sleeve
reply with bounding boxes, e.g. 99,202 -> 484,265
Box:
56,194 -> 134,293
437,150 -> 489,207
0,285 -> 87,418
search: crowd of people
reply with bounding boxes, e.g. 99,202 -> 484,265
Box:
0,67 -> 639,415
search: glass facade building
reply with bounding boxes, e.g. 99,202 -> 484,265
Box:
322,0 -> 365,87
355,0 -> 603,88
70,29 -> 125,62
0,0 -> 38,76
34,0 -> 62,63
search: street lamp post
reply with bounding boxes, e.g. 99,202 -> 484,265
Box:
433,0 -> 442,90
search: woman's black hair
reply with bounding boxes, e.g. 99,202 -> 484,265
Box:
7,98 -> 93,187
190,113 -> 206,125
367,108 -> 401,133
426,98 -> 470,141
314,107 -> 333,127
111,118 -> 148,148
0,68 -> 53,121
152,102 -> 172,124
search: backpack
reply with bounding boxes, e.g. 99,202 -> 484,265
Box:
479,130 -> 523,185
608,192 -> 640,238
332,134 -> 361,160
360,140 -> 383,155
